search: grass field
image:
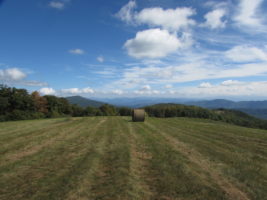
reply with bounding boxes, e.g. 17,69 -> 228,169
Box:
0,117 -> 267,200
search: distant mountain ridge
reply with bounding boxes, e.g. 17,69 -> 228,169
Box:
185,99 -> 267,109
96,97 -> 267,119
66,96 -> 105,108
68,96 -> 267,119
185,99 -> 267,119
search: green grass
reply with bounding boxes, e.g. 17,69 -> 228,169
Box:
0,117 -> 266,200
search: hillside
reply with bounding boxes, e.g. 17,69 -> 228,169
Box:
66,96 -> 105,108
186,99 -> 267,119
96,97 -> 191,108
1,117 -> 266,200
144,103 -> 267,130
187,99 -> 267,109
97,97 -> 267,119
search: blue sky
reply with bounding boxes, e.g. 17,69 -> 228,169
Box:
0,0 -> 267,100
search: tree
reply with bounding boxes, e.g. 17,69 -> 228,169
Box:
31,91 -> 48,114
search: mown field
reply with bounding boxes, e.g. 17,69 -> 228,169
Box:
0,117 -> 267,200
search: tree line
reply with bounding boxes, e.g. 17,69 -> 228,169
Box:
144,104 -> 267,130
0,85 -> 131,121
1,85 -> 267,130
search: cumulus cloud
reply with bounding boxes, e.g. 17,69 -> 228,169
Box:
135,7 -> 196,31
69,49 -> 85,55
116,0 -> 136,24
234,0 -> 265,30
0,67 -> 47,86
133,84 -> 161,95
202,9 -> 227,29
221,80 -> 243,86
39,88 -> 56,95
141,85 -> 151,91
49,1 -> 65,9
225,45 -> 267,62
0,68 -> 26,81
97,56 -> 104,63
199,82 -> 212,88
116,1 -> 195,31
124,28 -> 181,59
61,87 -> 94,94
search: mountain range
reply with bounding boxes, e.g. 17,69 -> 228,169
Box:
66,96 -> 105,108
66,96 -> 267,119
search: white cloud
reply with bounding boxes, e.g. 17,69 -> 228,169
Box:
225,45 -> 267,62
97,56 -> 104,63
112,89 -> 124,95
199,82 -> 212,88
81,87 -> 94,94
0,68 -> 26,81
202,9 -> 227,29
116,0 -> 136,24
221,80 -> 243,86
134,89 -> 160,95
61,87 -> 94,94
116,1 -> 195,31
39,87 -> 56,95
141,85 -> 151,91
178,81 -> 267,98
0,67 -> 48,86
49,1 -> 65,9
69,49 -> 85,55
113,60 -> 267,89
135,7 -> 196,31
234,0 -> 265,29
165,84 -> 173,89
124,28 -> 181,59
133,84 -> 161,95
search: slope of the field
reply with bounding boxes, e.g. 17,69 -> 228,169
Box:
0,117 -> 266,200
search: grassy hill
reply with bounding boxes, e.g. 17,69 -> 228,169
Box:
186,99 -> 267,119
1,117 -> 266,200
144,103 -> 267,130
66,96 -> 105,108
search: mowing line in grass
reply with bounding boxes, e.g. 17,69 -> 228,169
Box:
127,119 -> 153,200
132,120 -> 227,200
0,117 -> 107,200
145,119 -> 250,200
64,118 -> 113,200
89,117 -> 133,200
0,118 -> 90,167
148,117 -> 267,199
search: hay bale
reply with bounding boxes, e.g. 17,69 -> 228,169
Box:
132,109 -> 145,122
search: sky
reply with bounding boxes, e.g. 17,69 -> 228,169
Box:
0,0 -> 267,100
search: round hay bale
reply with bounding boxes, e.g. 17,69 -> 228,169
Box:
132,109 -> 145,122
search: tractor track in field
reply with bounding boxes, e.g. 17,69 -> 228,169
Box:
145,121 -> 250,200
128,121 -> 152,200
63,118 -> 109,200
1,118 -> 106,168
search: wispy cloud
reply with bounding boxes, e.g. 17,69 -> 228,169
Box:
233,0 -> 266,32
61,87 -> 94,95
97,56 -> 104,63
69,49 -> 85,55
49,1 -> 65,10
39,87 -> 56,95
201,9 -> 227,29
